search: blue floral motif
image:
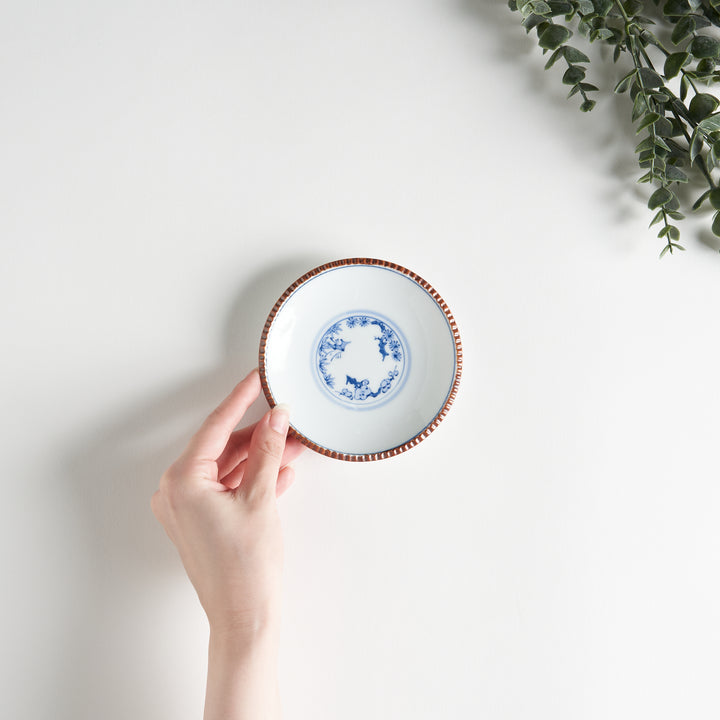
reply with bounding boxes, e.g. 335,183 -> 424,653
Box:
316,314 -> 407,406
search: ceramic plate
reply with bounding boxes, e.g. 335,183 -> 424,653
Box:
258,258 -> 462,461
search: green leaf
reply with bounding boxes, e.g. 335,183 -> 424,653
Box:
658,225 -> 680,241
665,164 -> 689,182
544,47 -> 564,69
693,189 -> 711,210
509,0 -> 518,10
659,241 -> 684,255
642,29 -> 664,51
670,98 -> 691,124
697,58 -> 717,76
563,65 -> 586,84
654,117 -> 674,137
648,187 -> 673,209
671,15 -> 696,45
636,112 -> 661,132
593,0 -> 613,16
680,74 -> 689,101
649,209 -> 664,227
689,93 -> 720,122
638,67 -> 664,88
623,0 -> 643,14
690,128 -> 704,164
532,1 -> 552,14
664,52 -> 689,80
709,188 -> 720,210
563,46 -> 590,63
712,211 -> 720,236
578,0 -> 594,13
691,36 -> 720,60
524,14 -> 546,32
632,92 -> 648,122
547,0 -> 573,14
638,171 -> 653,183
699,113 -> 720,133
580,99 -> 596,112
635,137 -> 655,154
538,23 -> 572,50
663,0 -> 688,15
614,69 -> 637,93
670,118 -> 685,138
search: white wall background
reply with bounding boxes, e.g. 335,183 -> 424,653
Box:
2,2 -> 719,718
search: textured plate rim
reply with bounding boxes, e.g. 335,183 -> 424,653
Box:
258,257 -> 463,462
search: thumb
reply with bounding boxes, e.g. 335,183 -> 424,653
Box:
240,404 -> 291,503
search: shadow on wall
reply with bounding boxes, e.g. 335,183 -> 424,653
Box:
458,0 -> 649,230
459,0 -> 720,252
457,0 -> 629,125
53,253 -> 323,720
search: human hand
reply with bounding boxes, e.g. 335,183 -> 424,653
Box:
151,368 -> 304,637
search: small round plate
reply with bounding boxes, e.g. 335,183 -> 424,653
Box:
258,258 -> 462,461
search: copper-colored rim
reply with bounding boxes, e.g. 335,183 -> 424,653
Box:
258,258 -> 463,462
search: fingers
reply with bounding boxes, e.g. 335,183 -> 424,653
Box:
239,405 -> 291,503
276,465 -> 295,498
183,369 -> 261,463
279,434 -> 306,466
216,423 -> 257,479
220,457 -> 298,494
217,427 -> 305,483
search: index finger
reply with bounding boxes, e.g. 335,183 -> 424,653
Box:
183,369 -> 262,462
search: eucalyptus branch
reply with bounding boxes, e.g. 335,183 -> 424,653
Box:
508,0 -> 720,256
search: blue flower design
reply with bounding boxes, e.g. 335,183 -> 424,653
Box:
316,313 -> 407,406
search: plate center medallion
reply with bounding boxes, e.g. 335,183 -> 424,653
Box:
316,313 -> 407,407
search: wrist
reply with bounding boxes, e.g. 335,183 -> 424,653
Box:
209,611 -> 281,651
208,621 -> 280,688
205,616 -> 281,720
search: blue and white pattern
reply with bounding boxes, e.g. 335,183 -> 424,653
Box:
316,313 -> 407,407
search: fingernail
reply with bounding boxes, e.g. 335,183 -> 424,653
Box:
269,404 -> 290,434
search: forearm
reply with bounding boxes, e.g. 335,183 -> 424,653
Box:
151,374 -> 296,720
204,625 -> 281,720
